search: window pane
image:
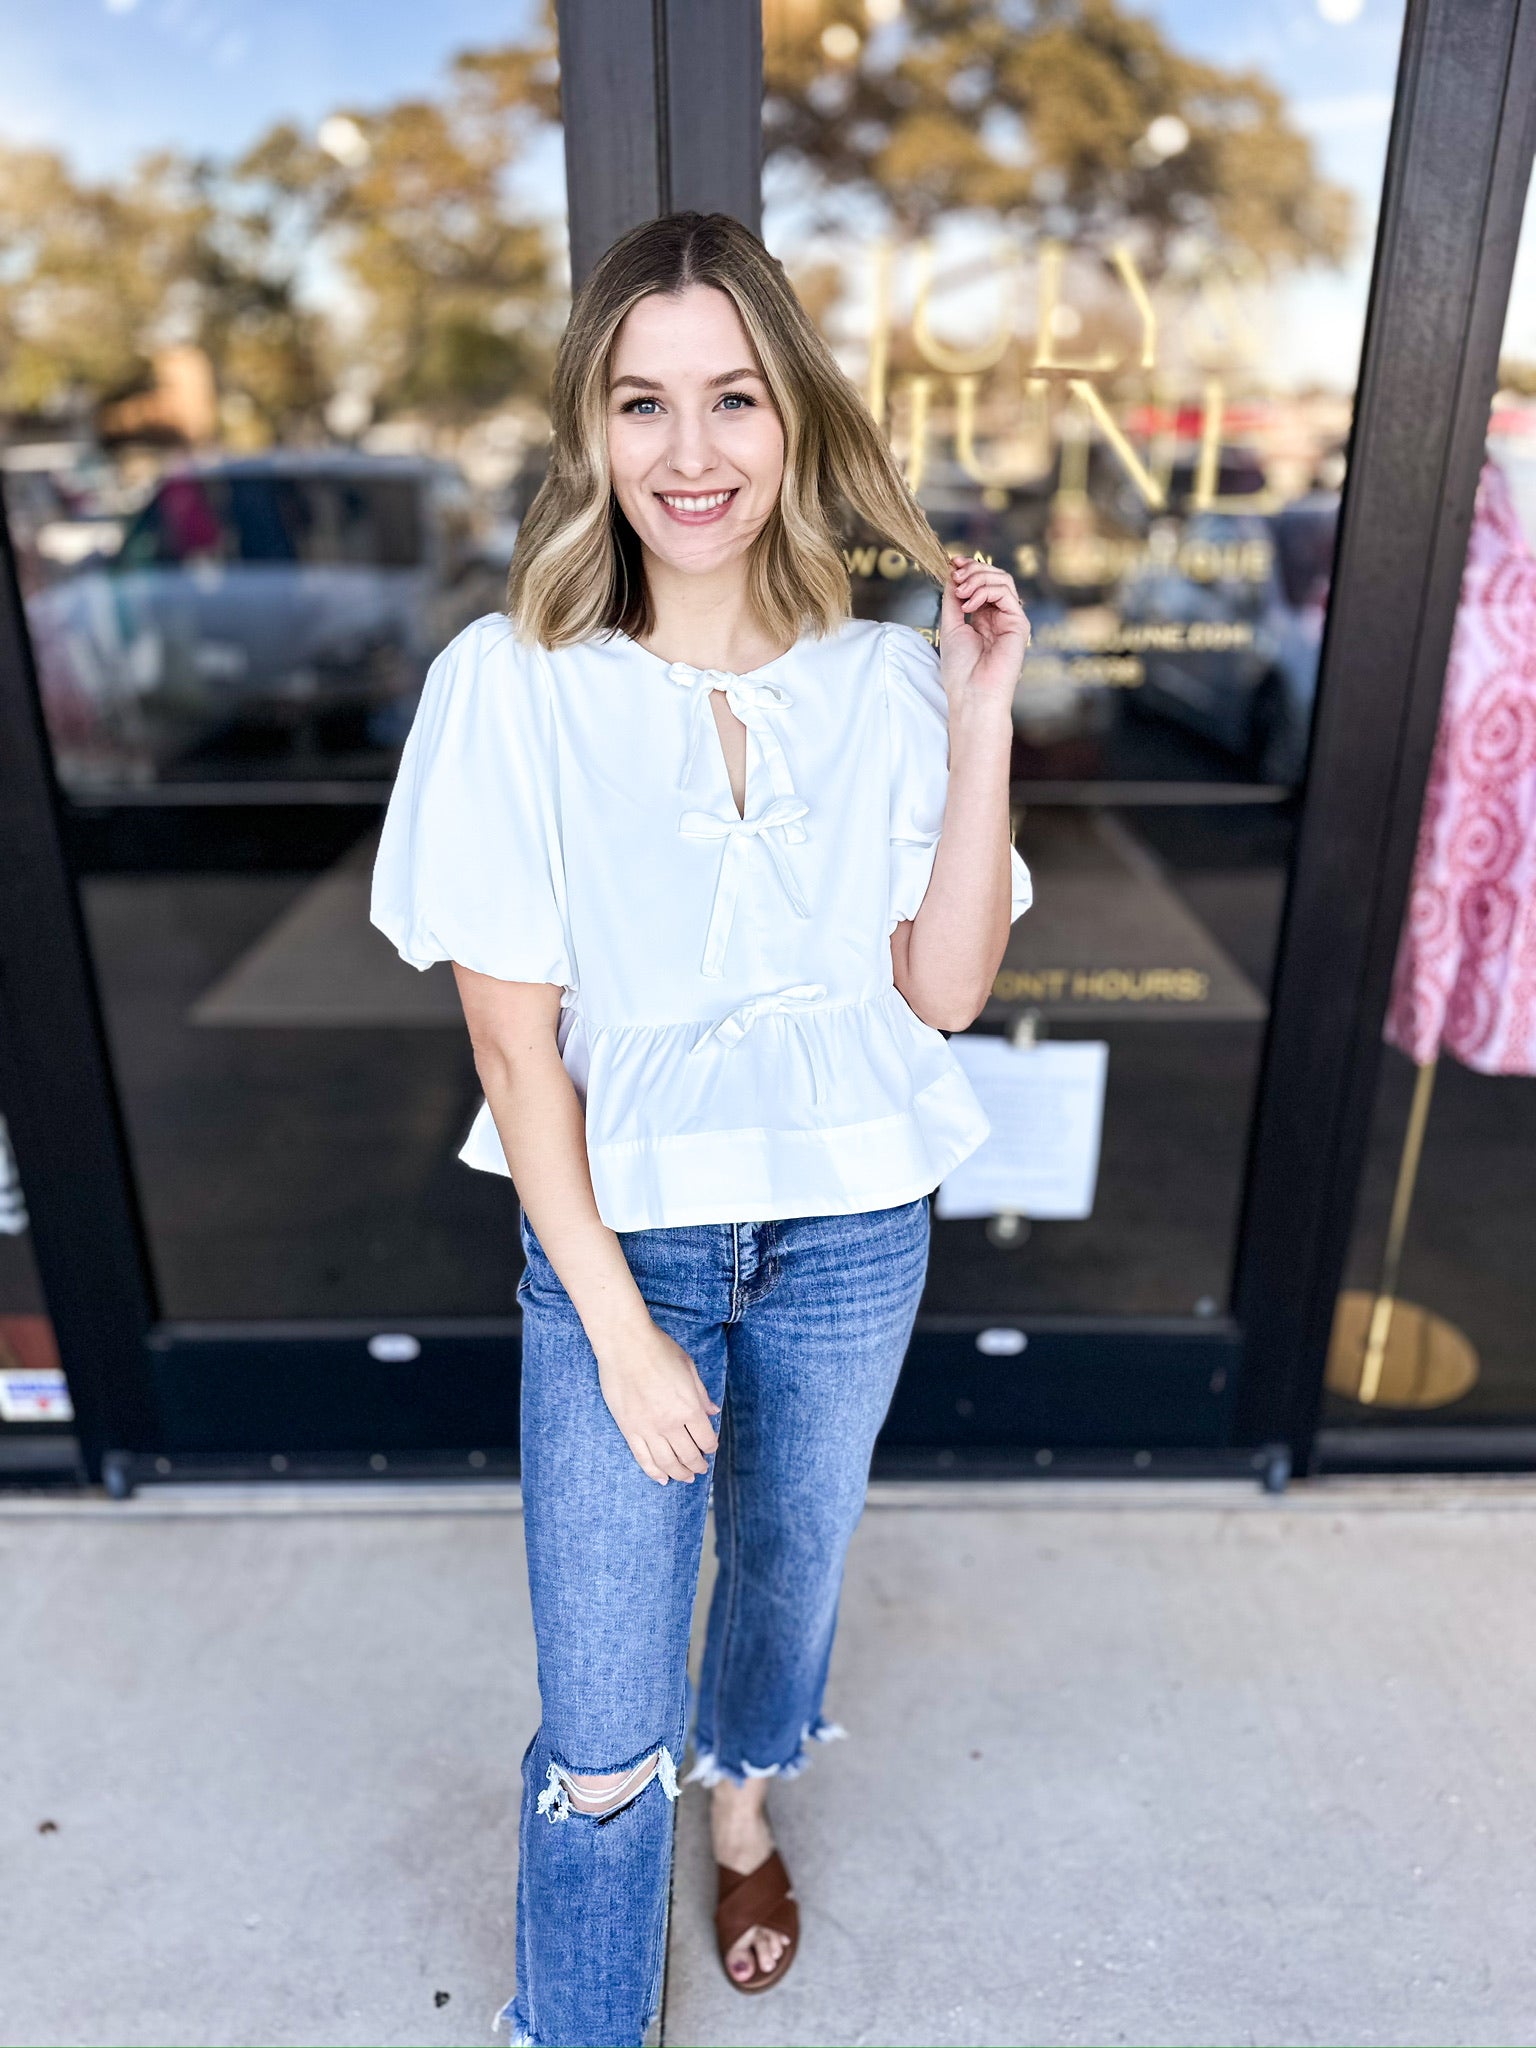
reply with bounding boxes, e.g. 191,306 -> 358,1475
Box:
764,0 -> 1406,1315
1,2 -> 566,1318
4,2 -> 564,795
1328,164 -> 1536,1428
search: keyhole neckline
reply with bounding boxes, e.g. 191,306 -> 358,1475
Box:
707,689 -> 750,821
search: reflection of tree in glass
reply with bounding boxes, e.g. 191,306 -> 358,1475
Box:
237,36 -> 561,428
0,148 -> 243,421
0,18 -> 562,441
763,0 -> 1353,279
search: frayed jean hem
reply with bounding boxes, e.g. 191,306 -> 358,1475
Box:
683,1712 -> 848,1789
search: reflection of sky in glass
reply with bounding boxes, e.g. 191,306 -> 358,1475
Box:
1160,0 -> 1407,391
0,0 -> 564,212
1169,1 -> 1533,391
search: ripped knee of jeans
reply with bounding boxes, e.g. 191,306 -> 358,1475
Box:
537,1743 -> 681,1824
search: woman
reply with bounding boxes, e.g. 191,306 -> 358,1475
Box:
371,210 -> 1031,2047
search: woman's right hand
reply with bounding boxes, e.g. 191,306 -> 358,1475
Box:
453,973 -> 719,1484
594,1318 -> 721,1485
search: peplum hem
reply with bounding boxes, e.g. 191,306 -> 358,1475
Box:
581,1064 -> 988,1230
456,986 -> 994,1229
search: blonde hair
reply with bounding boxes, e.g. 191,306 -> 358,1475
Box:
507,211 -> 951,648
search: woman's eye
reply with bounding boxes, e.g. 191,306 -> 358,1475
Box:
617,392 -> 756,415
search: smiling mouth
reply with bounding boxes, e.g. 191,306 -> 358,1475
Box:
655,488 -> 739,525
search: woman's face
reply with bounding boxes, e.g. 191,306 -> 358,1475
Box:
606,284 -> 786,579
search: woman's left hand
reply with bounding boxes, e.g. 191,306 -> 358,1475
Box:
938,556 -> 1031,708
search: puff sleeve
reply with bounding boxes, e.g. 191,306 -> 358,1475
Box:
370,616 -> 577,995
882,620 -> 1032,936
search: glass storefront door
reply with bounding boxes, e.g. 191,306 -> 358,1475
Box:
1324,159 -> 1536,1451
762,0 -> 1403,1335
1,3 -> 565,1335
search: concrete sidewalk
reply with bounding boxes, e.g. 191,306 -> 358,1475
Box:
2,1477 -> 1534,2047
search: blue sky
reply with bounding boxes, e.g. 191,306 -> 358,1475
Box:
2,0 -> 1527,383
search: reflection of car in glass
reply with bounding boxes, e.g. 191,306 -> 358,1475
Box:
1117,495 -> 1338,785
26,453 -> 508,784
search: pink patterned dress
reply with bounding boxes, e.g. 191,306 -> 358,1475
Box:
1384,456 -> 1536,1074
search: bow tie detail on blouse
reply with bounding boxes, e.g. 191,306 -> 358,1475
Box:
666,662 -> 805,841
688,982 -> 832,1104
678,796 -> 812,977
668,659 -> 812,978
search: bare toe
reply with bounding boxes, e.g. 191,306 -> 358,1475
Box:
727,1934 -> 756,1982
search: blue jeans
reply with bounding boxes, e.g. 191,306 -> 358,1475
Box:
496,1195 -> 931,2047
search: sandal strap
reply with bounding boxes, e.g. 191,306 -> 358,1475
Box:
714,1849 -> 799,1957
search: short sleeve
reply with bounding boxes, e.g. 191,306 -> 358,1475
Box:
370,616 -> 577,993
882,621 -> 1032,936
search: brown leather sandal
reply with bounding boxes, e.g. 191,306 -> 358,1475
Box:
714,1848 -> 799,1995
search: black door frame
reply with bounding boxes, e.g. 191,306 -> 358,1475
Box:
0,0 -> 1532,1490
1231,0 -> 1536,1471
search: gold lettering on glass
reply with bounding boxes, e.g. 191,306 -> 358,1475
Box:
911,242 -> 1018,376
1031,241 -> 1119,375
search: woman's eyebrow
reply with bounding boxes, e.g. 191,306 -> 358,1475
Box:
610,368 -> 764,392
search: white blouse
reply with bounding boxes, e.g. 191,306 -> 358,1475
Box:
370,610 -> 1032,1231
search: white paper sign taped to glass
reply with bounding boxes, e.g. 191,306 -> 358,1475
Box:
935,1038 -> 1109,1222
